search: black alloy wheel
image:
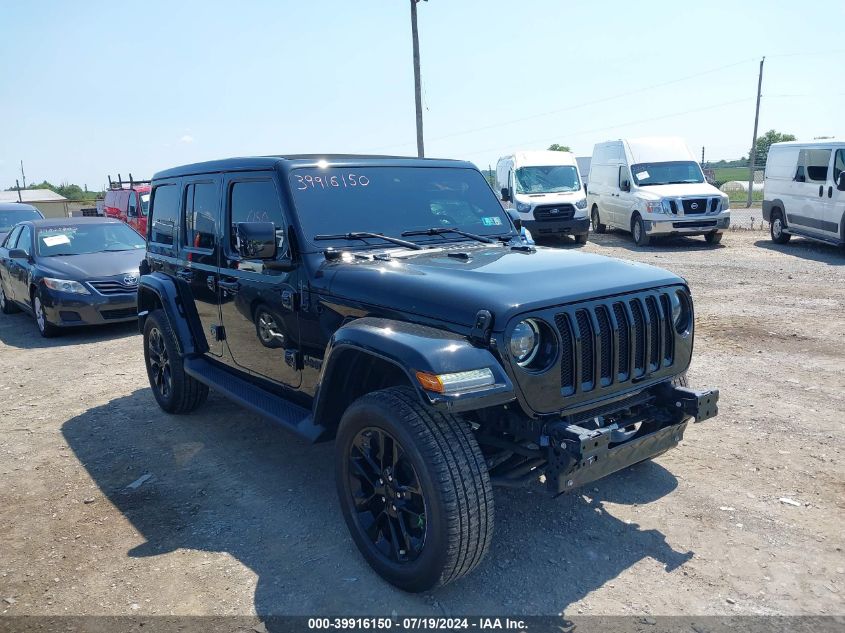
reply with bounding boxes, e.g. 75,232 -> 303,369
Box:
347,427 -> 427,564
147,326 -> 172,401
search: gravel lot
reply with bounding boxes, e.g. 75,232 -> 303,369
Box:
1,229 -> 843,620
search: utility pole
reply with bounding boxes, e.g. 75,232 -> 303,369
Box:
701,146 -> 705,166
746,56 -> 765,208
15,179 -> 22,202
410,0 -> 425,158
20,160 -> 26,189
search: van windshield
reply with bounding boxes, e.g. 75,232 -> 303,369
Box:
631,161 -> 705,186
514,166 -> 580,194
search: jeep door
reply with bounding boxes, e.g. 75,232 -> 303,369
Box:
178,176 -> 224,357
218,172 -> 301,389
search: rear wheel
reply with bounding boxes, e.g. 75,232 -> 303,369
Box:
704,231 -> 723,244
33,288 -> 59,337
143,309 -> 208,413
770,209 -> 791,244
0,284 -> 19,314
335,386 -> 493,592
591,206 -> 607,233
632,214 -> 650,246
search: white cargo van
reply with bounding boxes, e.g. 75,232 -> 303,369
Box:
587,137 -> 730,246
763,140 -> 845,247
496,151 -> 589,243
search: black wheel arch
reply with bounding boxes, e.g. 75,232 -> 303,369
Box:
137,272 -> 206,357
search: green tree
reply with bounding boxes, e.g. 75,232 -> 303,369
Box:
547,143 -> 571,152
754,130 -> 795,165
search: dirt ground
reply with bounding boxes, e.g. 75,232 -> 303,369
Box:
1,229 -> 843,620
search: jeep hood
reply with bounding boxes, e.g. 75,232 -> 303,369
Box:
319,245 -> 684,330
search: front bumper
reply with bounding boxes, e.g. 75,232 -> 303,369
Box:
546,383 -> 719,493
524,216 -> 590,237
41,288 -> 138,327
645,211 -> 731,236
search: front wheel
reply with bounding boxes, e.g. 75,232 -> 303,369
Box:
143,309 -> 208,413
573,233 -> 588,245
632,214 -> 650,246
335,386 -> 493,592
33,288 -> 59,337
704,231 -> 723,244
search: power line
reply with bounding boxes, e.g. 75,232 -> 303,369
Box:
364,57 -> 759,152
460,97 -> 756,158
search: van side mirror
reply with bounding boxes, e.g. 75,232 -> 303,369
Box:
838,172 -> 845,192
506,209 -> 522,231
235,221 -> 276,259
500,187 -> 511,202
620,179 -> 631,192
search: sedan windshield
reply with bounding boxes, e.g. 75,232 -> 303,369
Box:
514,165 -> 580,194
631,161 -> 705,186
290,167 -> 513,248
36,223 -> 146,256
0,208 -> 41,232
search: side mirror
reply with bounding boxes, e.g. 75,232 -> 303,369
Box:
500,187 -> 511,202
838,172 -> 845,192
620,179 -> 631,192
235,221 -> 276,259
506,209 -> 522,231
8,248 -> 29,260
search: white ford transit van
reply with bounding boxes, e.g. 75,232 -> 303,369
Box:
587,138 -> 730,246
763,141 -> 845,247
496,151 -> 590,243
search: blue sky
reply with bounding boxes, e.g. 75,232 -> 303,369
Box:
1,0 -> 843,190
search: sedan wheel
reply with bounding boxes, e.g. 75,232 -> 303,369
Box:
33,291 -> 58,337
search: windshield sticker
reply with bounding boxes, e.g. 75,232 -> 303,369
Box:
41,234 -> 71,247
481,216 -> 503,227
293,173 -> 370,191
636,171 -> 650,180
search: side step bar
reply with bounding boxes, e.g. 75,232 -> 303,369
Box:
183,356 -> 323,442
783,227 -> 844,246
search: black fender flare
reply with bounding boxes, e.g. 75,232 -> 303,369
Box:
313,317 -> 516,427
137,272 -> 206,357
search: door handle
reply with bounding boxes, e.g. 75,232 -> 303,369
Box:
176,269 -> 193,281
819,185 -> 824,197
218,279 -> 240,294
829,186 -> 833,198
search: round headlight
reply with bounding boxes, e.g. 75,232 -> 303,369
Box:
671,290 -> 692,333
510,319 -> 540,366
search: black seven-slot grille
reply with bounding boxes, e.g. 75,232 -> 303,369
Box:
534,204 -> 575,221
552,291 -> 676,396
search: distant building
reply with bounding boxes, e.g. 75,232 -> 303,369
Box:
0,189 -> 69,218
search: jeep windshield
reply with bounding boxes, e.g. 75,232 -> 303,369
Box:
631,161 -> 705,186
515,165 -> 580,194
289,166 -> 514,249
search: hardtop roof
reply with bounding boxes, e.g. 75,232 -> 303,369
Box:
153,154 -> 475,180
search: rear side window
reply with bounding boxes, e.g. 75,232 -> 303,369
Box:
229,180 -> 286,252
797,148 -> 832,183
184,182 -> 218,250
150,184 -> 180,245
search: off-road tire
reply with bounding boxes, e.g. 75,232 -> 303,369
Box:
0,284 -> 19,314
591,206 -> 607,233
632,214 -> 650,246
770,209 -> 791,244
705,231 -> 723,244
573,233 -> 589,245
335,386 -> 493,592
33,287 -> 59,338
143,309 -> 208,414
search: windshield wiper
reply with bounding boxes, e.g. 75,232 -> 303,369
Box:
401,227 -> 495,244
313,232 -> 423,250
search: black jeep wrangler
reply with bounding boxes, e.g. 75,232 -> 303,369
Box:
137,155 -> 718,592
